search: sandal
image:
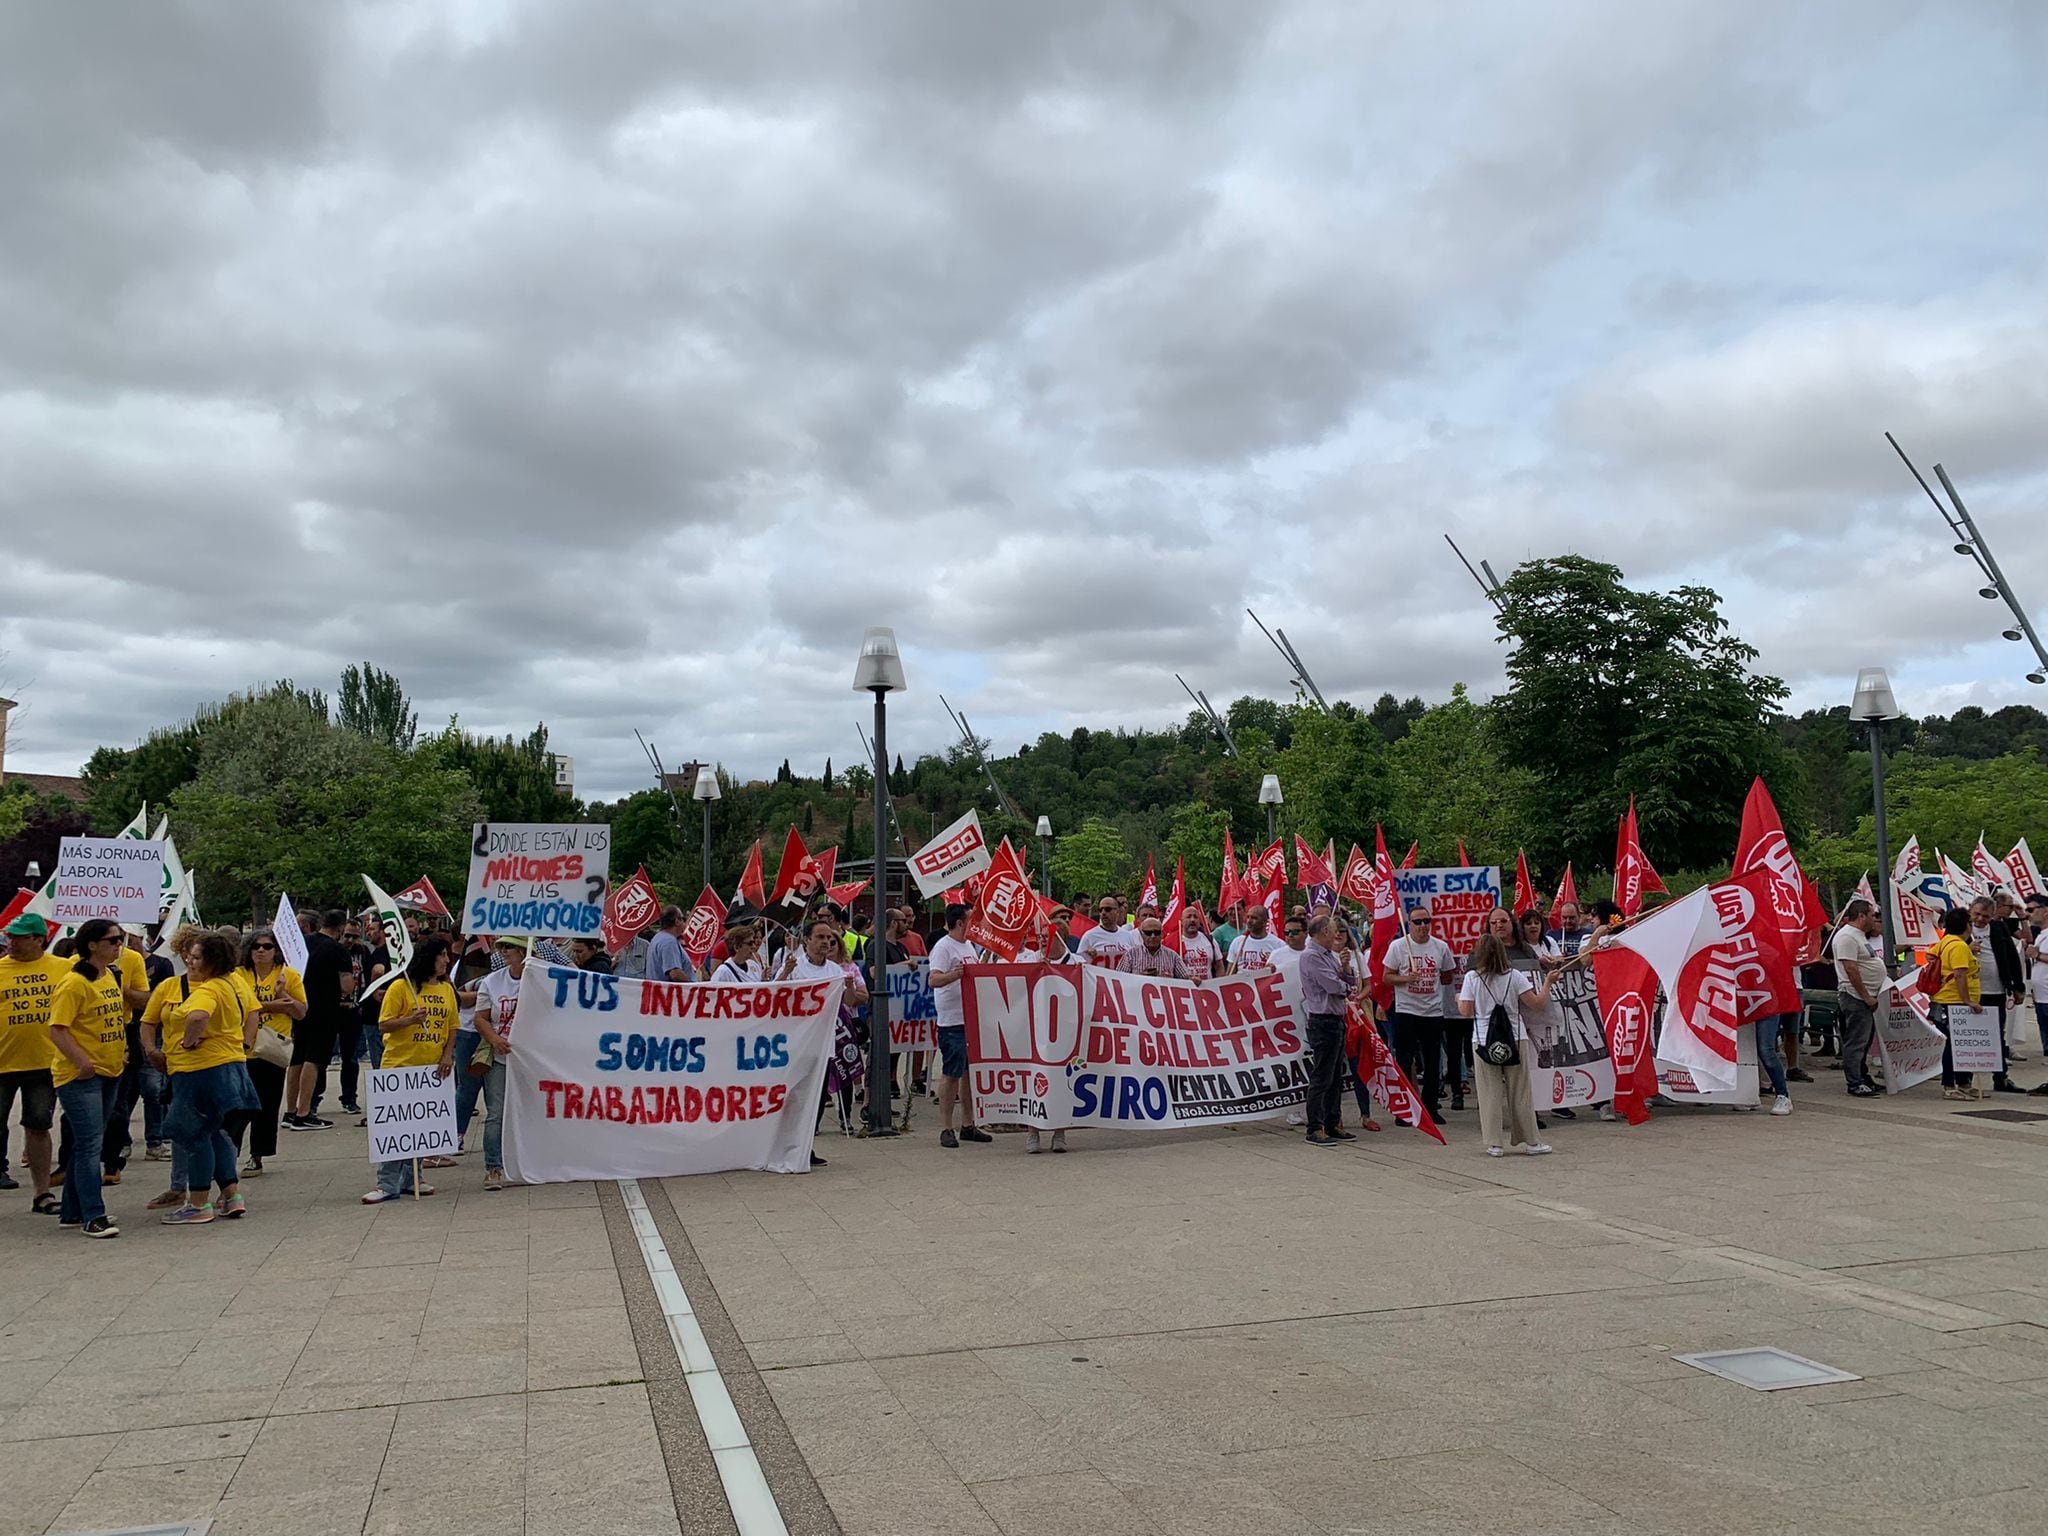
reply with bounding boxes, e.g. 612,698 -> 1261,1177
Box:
31,1193 -> 60,1215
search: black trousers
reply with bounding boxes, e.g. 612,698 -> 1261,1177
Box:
1393,1012 -> 1451,1116
1304,1013 -> 1346,1134
231,1058 -> 287,1159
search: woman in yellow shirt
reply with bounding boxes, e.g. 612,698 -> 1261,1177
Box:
48,920 -> 130,1238
160,928 -> 261,1224
365,936 -> 459,1204
229,930 -> 305,1177
1933,907 -> 1985,1101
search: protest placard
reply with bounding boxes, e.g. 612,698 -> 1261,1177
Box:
962,962 -> 1308,1129
1874,989 -> 1947,1093
365,1066 -> 458,1163
464,822 -> 611,938
51,836 -> 165,924
1945,1004 -> 2004,1075
1529,963 -> 1616,1110
909,809 -> 991,898
503,966 -> 840,1183
1391,866 -> 1502,957
274,892 -> 309,973
887,960 -> 937,1053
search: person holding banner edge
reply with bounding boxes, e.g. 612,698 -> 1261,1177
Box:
365,936 -> 459,1203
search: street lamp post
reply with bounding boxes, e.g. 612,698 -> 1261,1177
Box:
854,627 -> 907,1137
1259,774 -> 1283,845
25,860 -> 41,886
1852,667 -> 1904,965
691,765 -> 720,893
1035,815 -> 1052,898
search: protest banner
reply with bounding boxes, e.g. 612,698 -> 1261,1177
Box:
364,1066 -> 458,1163
909,809 -> 991,898
1875,989 -> 1947,1094
503,966 -> 841,1183
1655,1024 -> 1760,1106
1530,962 -> 1616,1110
50,836 -> 165,924
1945,1005 -> 2003,1075
464,822 -> 611,937
886,959 -> 937,1053
1391,866 -> 1502,957
961,962 -> 1308,1130
274,893 -> 309,973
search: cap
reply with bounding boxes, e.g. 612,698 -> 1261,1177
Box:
492,935 -> 530,952
5,913 -> 50,938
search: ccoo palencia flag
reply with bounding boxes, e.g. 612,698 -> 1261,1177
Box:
2004,838 -> 2043,900
1612,796 -> 1666,918
1512,851 -> 1538,919
1337,843 -> 1374,907
679,886 -> 727,967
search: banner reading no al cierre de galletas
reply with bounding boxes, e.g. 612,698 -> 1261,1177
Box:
504,968 -> 842,1183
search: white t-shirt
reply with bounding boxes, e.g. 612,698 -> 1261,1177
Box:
1077,924 -> 1140,967
789,953 -> 853,987
1460,967 -> 1535,1047
1831,923 -> 1885,1000
2031,929 -> 2048,1005
473,965 -> 523,1042
1267,942 -> 1305,988
929,934 -> 978,1029
1227,933 -> 1285,972
711,956 -> 762,984
1180,932 -> 1218,980
1384,936 -> 1455,1017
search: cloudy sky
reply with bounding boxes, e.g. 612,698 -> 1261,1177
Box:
5,1 -> 2046,800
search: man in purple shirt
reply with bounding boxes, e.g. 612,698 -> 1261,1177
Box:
1297,914 -> 1356,1146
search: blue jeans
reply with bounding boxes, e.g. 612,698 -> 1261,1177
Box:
2035,1002 -> 2048,1058
166,1062 -> 256,1197
482,1058 -> 507,1171
453,1030 -> 485,1140
56,1075 -> 120,1224
1755,1014 -> 1791,1098
142,1061 -> 169,1146
376,1156 -> 422,1196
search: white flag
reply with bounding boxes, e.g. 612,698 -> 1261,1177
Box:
360,874 -> 415,1000
274,893 -> 310,973
2006,838 -> 2043,901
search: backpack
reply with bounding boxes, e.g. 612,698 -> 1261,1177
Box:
1476,974 -> 1519,1067
1915,944 -> 1945,999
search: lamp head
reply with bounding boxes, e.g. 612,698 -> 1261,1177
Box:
852,627 -> 907,693
1035,815 -> 1052,837
2004,628 -> 2024,642
2029,671 -> 2046,686
692,765 -> 721,802
1849,666 -> 1902,722
1258,774 -> 1283,807
1979,586 -> 2001,601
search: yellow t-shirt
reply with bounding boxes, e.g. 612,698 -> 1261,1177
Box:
142,976 -> 182,1031
236,965 -> 306,1040
113,945 -> 148,1008
48,967 -> 128,1087
1934,933 -> 1981,1006
378,976 -> 459,1068
0,953 -> 70,1074
165,976 -> 249,1075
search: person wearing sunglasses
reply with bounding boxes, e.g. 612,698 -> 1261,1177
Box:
1076,897 -> 1141,968
47,919 -> 131,1237
232,930 -> 305,1174
1384,906 -> 1458,1125
1119,918 -> 1189,979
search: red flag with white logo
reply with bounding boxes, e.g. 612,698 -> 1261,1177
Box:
1140,854 -> 1159,910
601,866 -> 661,956
1612,796 -> 1667,918
1337,844 -> 1374,907
965,840 -> 1036,960
1349,1001 -> 1445,1143
1512,851 -> 1537,919
680,885 -> 727,967
735,839 -> 766,910
1368,824 -> 1401,1012
1589,942 -> 1661,1126
391,876 -> 451,919
1552,862 -> 1579,914
1261,865 -> 1285,931
825,879 -> 869,909
1399,842 -> 1417,871
770,827 -> 830,909
1248,838 -> 1286,889
1161,858 -> 1187,955
1734,778 -> 1826,963
2005,838 -> 2043,900
1218,828 -> 1243,915
1293,835 -> 1334,889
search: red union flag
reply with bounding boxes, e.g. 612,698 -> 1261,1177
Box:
965,840 -> 1036,960
770,827 -> 831,909
1247,838 -> 1285,888
735,839 -> 766,910
1293,835 -> 1334,889
1140,854 -> 1159,910
1613,796 -> 1667,918
1218,828 -> 1243,914
1349,1002 -> 1445,1143
1552,862 -> 1579,914
680,885 -> 727,966
1734,778 -> 1825,962
1367,824 -> 1401,1011
825,879 -> 869,909
1512,851 -> 1537,919
1161,857 -> 1187,955
601,866 -> 661,955
1588,943 -> 1661,1125
391,875 -> 450,918
1337,843 -> 1374,906
909,809 -> 992,898
2005,838 -> 2043,900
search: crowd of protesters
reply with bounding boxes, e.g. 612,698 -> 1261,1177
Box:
7,876 -> 2048,1234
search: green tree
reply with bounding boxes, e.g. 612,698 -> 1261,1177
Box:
1843,750 -> 2048,867
417,721 -> 577,822
1490,556 -> 1788,874
1163,800 -> 1233,903
336,663 -> 416,750
1385,685 -> 1534,868
1048,816 -> 1129,899
1273,703 -> 1393,855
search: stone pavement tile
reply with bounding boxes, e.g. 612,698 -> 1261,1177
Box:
772,1386 -> 938,1478
333,1260 -> 440,1297
526,1304 -> 640,1391
0,1431 -> 118,1536
102,1416 -> 263,1467
175,1321 -> 315,1396
0,1355 -> 67,1413
227,1403 -> 395,1504
971,1469 -> 1162,1534
1115,1470 -> 1317,1536
745,1331 -> 864,1369
49,1456 -> 241,1532
764,1359 -> 892,1407
377,1393 -> 525,1490
1374,1447 -> 1619,1525
527,1263 -> 623,1312
1225,1442 -> 1443,1526
526,1384 -> 680,1536
402,1336 -> 529,1403
0,1318 -> 112,1366
209,1485 -> 378,1536
818,1466 -> 1001,1536
96,1281 -> 234,1336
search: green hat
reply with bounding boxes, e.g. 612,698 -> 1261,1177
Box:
5,913 -> 50,938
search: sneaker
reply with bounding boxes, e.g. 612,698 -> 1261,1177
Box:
1848,1084 -> 1881,1098
1597,1105 -> 1618,1122
1305,1131 -> 1336,1146
958,1126 -> 993,1144
1049,1131 -> 1067,1153
939,1129 -> 959,1149
484,1169 -> 506,1191
1451,1095 -> 1465,1112
1486,1146 -> 1505,1158
1992,1080 -> 2027,1095
1025,1131 -> 1043,1154
283,1116 -> 316,1133
82,1217 -> 120,1239
1326,1128 -> 1358,1142
0,1172 -> 15,1190
340,1101 -> 361,1115
308,1115 -> 335,1128
221,1194 -> 247,1219
911,1080 -> 929,1096
1787,1068 -> 1815,1083
361,1189 -> 397,1204
162,1203 -> 215,1225
421,1155 -> 457,1169
1552,1108 -> 1577,1121
1285,1111 -> 1306,1126
2029,1084 -> 2048,1097
1526,1143 -> 1554,1156
809,1151 -> 827,1168
1770,1096 -> 1793,1116
144,1144 -> 170,1161
243,1159 -> 264,1177
1943,1086 -> 1971,1101
58,1217 -> 81,1228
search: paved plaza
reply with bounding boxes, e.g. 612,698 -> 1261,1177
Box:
7,1076 -> 2048,1536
